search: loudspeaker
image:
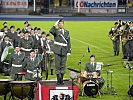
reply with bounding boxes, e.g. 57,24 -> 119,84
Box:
128,85 -> 133,97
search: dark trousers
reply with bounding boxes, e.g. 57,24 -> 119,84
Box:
122,43 -> 128,57
126,40 -> 133,57
112,39 -> 120,52
55,54 -> 67,75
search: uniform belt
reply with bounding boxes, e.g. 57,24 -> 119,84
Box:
27,69 -> 33,74
21,47 -> 32,51
54,41 -> 67,46
12,64 -> 22,67
46,51 -> 54,54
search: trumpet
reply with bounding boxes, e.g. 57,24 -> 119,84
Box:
127,34 -> 133,40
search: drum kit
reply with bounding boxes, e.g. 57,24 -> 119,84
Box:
0,79 -> 35,100
68,68 -> 100,97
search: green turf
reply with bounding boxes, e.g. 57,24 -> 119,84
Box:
0,21 -> 133,100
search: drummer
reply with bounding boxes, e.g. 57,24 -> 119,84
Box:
0,35 -> 13,74
84,55 -> 104,90
23,50 -> 41,80
9,46 -> 25,80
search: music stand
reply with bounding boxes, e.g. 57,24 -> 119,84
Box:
123,61 -> 133,97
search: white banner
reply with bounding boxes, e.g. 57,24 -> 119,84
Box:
1,0 -> 28,8
75,0 -> 118,8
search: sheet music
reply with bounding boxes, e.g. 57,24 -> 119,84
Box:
96,62 -> 103,70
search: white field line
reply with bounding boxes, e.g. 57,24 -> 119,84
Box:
71,38 -> 110,53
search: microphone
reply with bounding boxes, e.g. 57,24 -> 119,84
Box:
88,46 -> 90,53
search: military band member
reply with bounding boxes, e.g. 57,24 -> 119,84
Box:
1,22 -> 8,32
12,29 -> 21,48
38,32 -> 47,71
84,55 -> 104,97
126,21 -> 133,61
9,46 -> 25,80
22,21 -> 28,33
49,19 -> 71,85
7,25 -> 16,40
0,35 -> 13,74
23,50 -> 41,80
3,26 -> 9,35
27,24 -> 32,32
46,34 -> 54,75
18,31 -> 34,56
109,22 -> 120,56
120,22 -> 129,59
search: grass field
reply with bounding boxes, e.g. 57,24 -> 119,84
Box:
0,21 -> 133,100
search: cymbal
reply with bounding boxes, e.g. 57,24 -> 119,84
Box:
67,68 -> 81,73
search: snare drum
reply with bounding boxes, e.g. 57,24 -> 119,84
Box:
87,72 -> 98,80
83,81 -> 99,96
10,81 -> 35,99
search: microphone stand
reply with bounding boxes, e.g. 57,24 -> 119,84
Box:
78,55 -> 85,73
126,62 -> 132,97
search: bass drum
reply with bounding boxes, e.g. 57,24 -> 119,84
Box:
1,46 -> 14,62
83,81 -> 99,96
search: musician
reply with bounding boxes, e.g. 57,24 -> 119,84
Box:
126,21 -> 133,61
46,34 -> 54,75
109,22 -> 120,56
18,31 -> 34,56
3,26 -> 9,35
23,50 -> 41,80
120,22 -> 129,59
84,55 -> 104,94
38,32 -> 47,71
9,46 -> 25,80
1,22 -> 8,32
12,29 -> 22,48
22,21 -> 28,33
49,19 -> 71,85
27,24 -> 32,32
7,25 -> 16,40
0,35 -> 13,75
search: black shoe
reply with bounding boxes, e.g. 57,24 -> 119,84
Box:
56,82 -> 60,85
122,56 -> 127,59
116,52 -> 119,56
60,74 -> 64,85
128,57 -> 133,61
92,95 -> 96,98
51,69 -> 54,75
114,52 -> 116,56
56,74 -> 60,85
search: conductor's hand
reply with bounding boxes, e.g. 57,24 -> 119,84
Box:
54,20 -> 59,26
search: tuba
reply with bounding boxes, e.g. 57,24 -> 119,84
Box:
109,23 -> 121,42
127,29 -> 133,40
121,22 -> 129,45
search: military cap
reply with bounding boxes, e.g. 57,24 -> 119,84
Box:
114,22 -> 118,25
16,28 -> 20,31
41,31 -> 46,35
90,55 -> 95,58
59,19 -> 64,23
34,27 -> 38,30
46,34 -> 50,37
37,28 -> 41,30
10,25 -> 15,29
24,21 -> 28,24
3,22 -> 7,26
4,26 -> 8,29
